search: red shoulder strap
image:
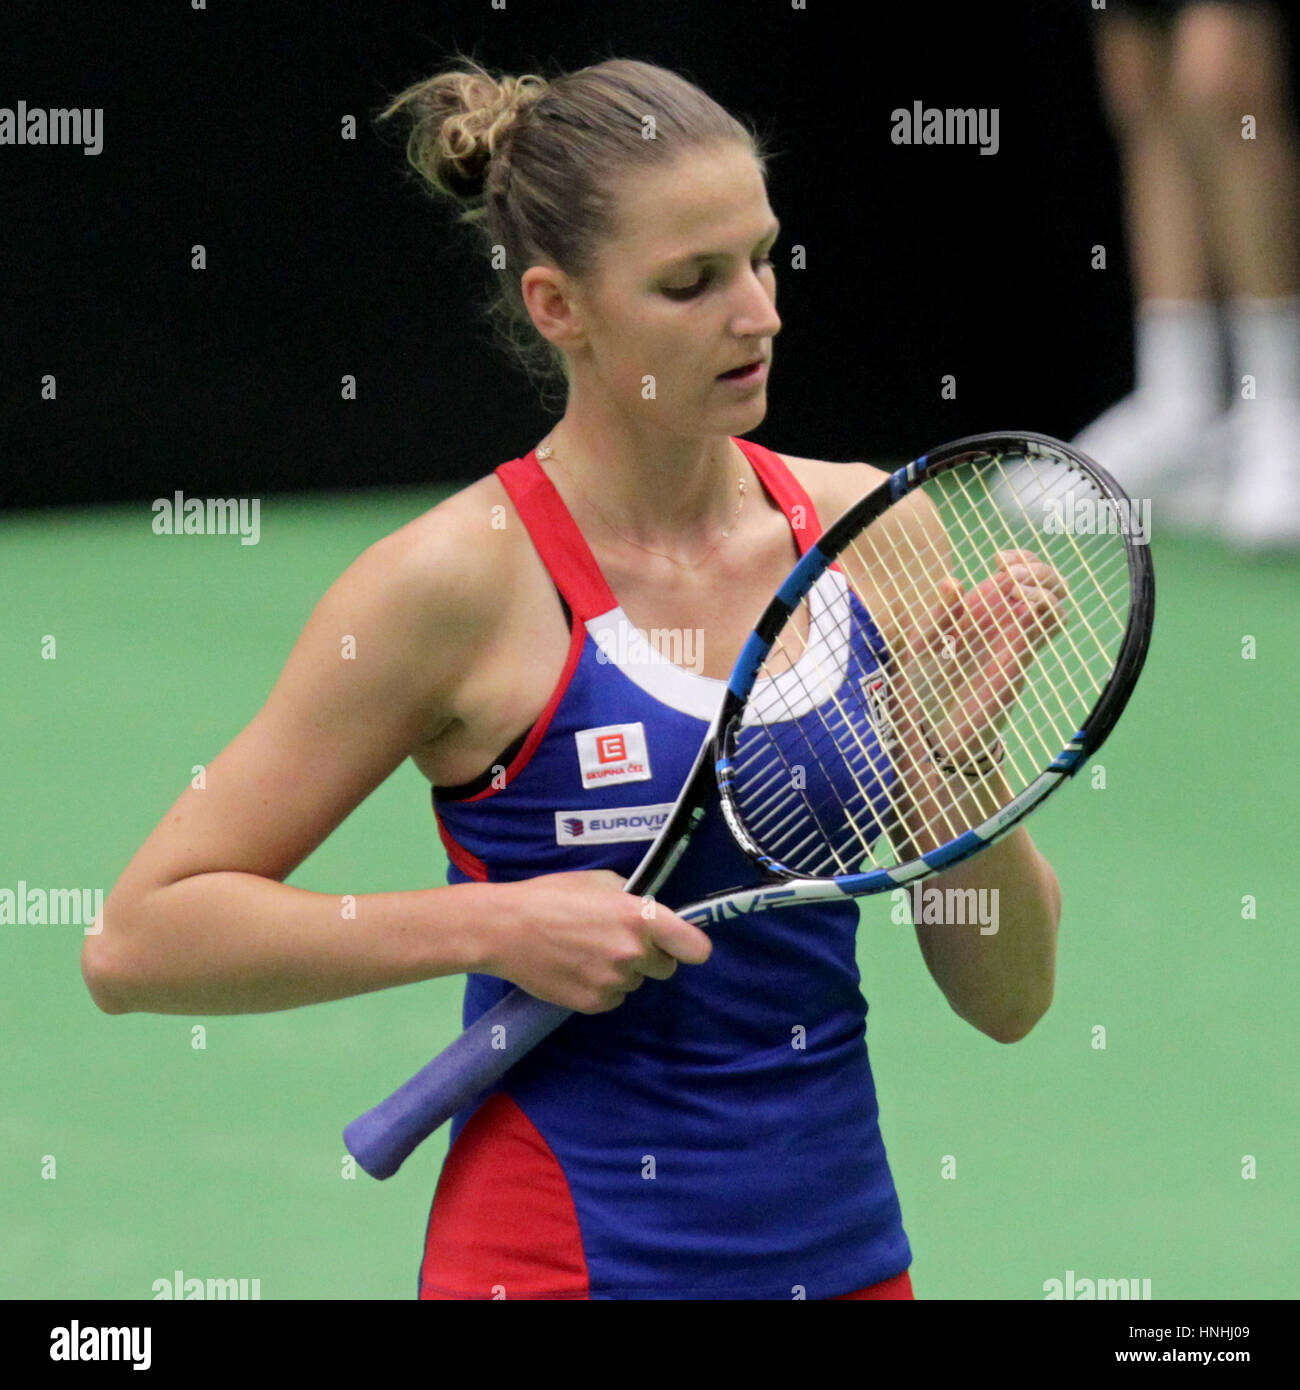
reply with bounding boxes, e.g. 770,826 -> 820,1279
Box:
495,453 -> 619,622
734,438 -> 823,554
496,440 -> 824,616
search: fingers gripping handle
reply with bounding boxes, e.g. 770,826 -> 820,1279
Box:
343,991 -> 572,1179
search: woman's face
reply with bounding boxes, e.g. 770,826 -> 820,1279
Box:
547,141 -> 783,437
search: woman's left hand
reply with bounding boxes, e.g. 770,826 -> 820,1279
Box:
901,548 -> 1068,766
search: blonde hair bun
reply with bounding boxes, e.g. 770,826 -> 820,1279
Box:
383,62 -> 549,200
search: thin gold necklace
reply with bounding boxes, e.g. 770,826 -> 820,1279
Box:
537,436 -> 747,568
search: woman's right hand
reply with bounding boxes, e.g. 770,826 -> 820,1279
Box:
479,871 -> 713,1014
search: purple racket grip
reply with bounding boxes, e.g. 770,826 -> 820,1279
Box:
343,990 -> 571,1179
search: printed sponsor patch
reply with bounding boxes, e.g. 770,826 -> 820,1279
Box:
574,722 -> 652,789
555,803 -> 674,845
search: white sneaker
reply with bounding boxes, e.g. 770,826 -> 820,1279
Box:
1072,391 -> 1228,532
1218,400 -> 1300,552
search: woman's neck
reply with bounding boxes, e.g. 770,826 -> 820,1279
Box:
538,417 -> 748,558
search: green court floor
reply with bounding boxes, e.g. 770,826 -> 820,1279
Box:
2,484 -> 1295,1299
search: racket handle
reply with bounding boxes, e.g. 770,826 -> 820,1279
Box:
343,990 -> 571,1180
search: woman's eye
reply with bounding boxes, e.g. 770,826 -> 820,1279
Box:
663,276 -> 710,301
663,256 -> 774,301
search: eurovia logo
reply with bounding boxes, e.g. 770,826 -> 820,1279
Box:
555,805 -> 674,846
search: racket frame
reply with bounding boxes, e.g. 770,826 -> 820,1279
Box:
706,430 -> 1155,914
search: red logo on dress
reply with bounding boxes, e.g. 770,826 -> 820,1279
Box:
596,733 -> 627,763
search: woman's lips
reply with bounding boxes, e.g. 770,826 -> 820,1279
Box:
717,359 -> 767,385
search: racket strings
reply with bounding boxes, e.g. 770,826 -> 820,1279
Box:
752,512 -> 1072,873
949,454 -> 1127,759
914,457 -> 1117,705
878,449 -> 1127,821
734,582 -> 893,874
840,533 -> 1036,795
885,453 -> 1128,775
771,561 -> 1003,862
736,582 -> 923,874
848,451 -> 1127,783
942,452 -> 1125,709
842,523 -> 1051,801
725,446 -> 1134,878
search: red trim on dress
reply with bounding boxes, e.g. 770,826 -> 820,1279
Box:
495,455 -> 619,623
445,458 -> 608,803
461,613 -> 587,804
830,1268 -> 915,1300
734,437 -> 824,555
420,1092 -> 590,1300
434,811 -> 490,882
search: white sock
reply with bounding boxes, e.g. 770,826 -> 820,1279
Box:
1219,297 -> 1300,548
1070,299 -> 1228,522
1226,294 -> 1300,406
1132,298 -> 1225,409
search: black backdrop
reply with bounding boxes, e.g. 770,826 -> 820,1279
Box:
1,1 -> 1156,509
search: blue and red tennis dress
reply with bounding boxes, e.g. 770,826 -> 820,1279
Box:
420,437 -> 914,1300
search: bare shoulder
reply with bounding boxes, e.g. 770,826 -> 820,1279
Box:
775,451 -> 942,548
350,472 -> 530,640
772,451 -> 949,639
377,471 -> 519,579
772,453 -> 890,527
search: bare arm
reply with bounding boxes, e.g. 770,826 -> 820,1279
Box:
83,490 -> 709,1017
83,503 -> 500,1014
914,826 -> 1059,1043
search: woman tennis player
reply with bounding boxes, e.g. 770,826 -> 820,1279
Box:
83,58 -> 1061,1300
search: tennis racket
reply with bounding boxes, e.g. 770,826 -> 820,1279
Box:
345,430 -> 1154,1179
